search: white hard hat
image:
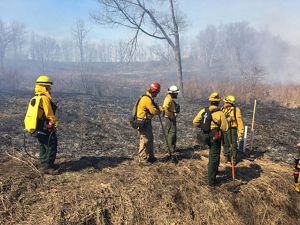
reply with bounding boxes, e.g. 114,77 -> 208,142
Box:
168,85 -> 180,93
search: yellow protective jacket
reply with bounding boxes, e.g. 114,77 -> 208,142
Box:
35,84 -> 58,127
163,94 -> 178,120
296,155 -> 300,192
136,91 -> 160,120
222,106 -> 244,138
193,105 -> 228,132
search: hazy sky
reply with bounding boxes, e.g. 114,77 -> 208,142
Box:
0,0 -> 300,44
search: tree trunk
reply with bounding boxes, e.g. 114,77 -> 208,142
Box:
0,47 -> 5,72
170,0 -> 184,97
174,39 -> 184,97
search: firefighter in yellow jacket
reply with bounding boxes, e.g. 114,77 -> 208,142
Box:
136,82 -> 161,164
162,85 -> 180,153
295,142 -> 300,193
27,75 -> 58,174
222,95 -> 244,164
193,92 -> 228,186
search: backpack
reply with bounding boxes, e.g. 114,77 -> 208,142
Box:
24,96 -> 42,134
129,95 -> 153,129
199,107 -> 220,134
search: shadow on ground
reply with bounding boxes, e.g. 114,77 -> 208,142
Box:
159,145 -> 203,163
57,156 -> 133,173
217,163 -> 263,193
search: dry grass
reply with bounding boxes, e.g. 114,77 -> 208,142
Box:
1,149 -> 299,225
184,81 -> 300,108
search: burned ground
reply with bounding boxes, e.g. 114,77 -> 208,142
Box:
0,92 -> 300,224
0,92 -> 299,161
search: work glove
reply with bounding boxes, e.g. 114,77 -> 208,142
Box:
47,122 -> 56,132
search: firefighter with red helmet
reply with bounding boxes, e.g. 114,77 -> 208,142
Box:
135,82 -> 161,165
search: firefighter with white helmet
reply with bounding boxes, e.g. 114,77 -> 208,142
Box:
162,85 -> 180,153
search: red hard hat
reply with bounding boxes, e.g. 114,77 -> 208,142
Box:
149,82 -> 160,93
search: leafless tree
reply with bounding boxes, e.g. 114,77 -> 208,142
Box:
0,19 -> 12,71
91,0 -> 187,95
72,19 -> 91,93
61,39 -> 76,62
30,34 -> 60,73
10,21 -> 26,60
150,43 -> 173,63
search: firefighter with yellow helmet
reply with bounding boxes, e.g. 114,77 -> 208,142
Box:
222,95 -> 244,164
193,92 -> 228,186
24,75 -> 58,174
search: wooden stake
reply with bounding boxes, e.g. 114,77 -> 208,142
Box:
250,99 -> 257,152
242,125 -> 248,153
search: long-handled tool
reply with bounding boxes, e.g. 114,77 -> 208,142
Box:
250,99 -> 257,153
229,124 -> 236,182
158,114 -> 178,164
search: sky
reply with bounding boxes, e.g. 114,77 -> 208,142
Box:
0,0 -> 300,44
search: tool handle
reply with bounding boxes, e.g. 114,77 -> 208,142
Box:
158,115 -> 172,158
229,124 -> 235,181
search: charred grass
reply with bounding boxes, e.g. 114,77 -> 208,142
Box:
0,91 -> 300,224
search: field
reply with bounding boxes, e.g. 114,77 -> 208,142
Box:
0,91 -> 300,224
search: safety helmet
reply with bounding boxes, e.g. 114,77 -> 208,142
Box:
36,75 -> 53,86
149,82 -> 161,93
208,92 -> 221,102
224,95 -> 236,105
168,85 -> 180,94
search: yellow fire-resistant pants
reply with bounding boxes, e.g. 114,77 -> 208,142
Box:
138,122 -> 154,162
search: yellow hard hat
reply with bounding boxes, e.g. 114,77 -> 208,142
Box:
224,95 -> 236,105
209,92 -> 221,102
36,75 -> 53,86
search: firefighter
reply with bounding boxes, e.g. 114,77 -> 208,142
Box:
295,142 -> 300,193
222,95 -> 244,164
136,82 -> 161,165
193,92 -> 228,186
25,75 -> 58,174
162,85 -> 180,153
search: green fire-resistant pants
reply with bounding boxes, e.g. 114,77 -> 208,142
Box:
208,137 -> 221,186
164,118 -> 177,153
222,128 -> 238,162
37,131 -> 57,169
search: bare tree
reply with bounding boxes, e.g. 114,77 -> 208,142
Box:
91,0 -> 187,95
31,34 -> 60,73
61,39 -> 76,62
0,19 -> 12,71
72,19 -> 91,93
10,21 -> 26,60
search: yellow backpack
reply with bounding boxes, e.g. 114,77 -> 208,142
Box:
24,96 -> 42,134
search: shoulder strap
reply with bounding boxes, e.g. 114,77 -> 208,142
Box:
211,108 -> 221,127
234,106 -> 237,121
134,94 -> 156,117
